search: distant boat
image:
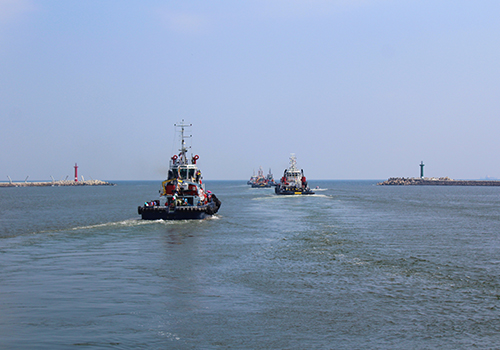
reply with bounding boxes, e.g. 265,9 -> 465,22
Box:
138,121 -> 221,220
266,168 -> 277,186
249,166 -> 271,188
274,154 -> 314,195
248,167 -> 277,187
247,171 -> 257,185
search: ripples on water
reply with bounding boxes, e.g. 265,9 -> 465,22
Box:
0,181 -> 499,349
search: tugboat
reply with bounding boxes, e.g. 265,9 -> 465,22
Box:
266,168 -> 277,186
248,167 -> 276,187
247,170 -> 257,185
251,166 -> 272,188
275,154 -> 314,195
138,121 -> 221,220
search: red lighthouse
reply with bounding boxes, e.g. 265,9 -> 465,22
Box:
74,163 -> 78,182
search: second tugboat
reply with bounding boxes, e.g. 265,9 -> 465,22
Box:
138,120 -> 221,220
275,154 -> 314,195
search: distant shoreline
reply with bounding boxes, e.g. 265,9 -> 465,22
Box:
378,177 -> 500,186
0,180 -> 115,187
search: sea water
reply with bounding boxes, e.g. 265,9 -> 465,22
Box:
0,181 -> 499,349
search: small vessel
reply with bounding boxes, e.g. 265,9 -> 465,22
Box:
266,168 -> 277,186
247,170 -> 257,185
275,154 -> 314,195
138,121 -> 221,220
248,167 -> 276,187
251,166 -> 272,188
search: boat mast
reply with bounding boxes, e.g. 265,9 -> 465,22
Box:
289,153 -> 298,171
174,119 -> 192,165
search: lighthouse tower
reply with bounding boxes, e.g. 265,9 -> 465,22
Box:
419,161 -> 424,179
74,163 -> 78,182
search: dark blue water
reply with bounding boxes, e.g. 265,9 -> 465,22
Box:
1,181 -> 499,349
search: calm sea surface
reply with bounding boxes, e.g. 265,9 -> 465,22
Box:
0,180 -> 499,349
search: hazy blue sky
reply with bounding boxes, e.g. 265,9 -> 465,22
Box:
1,1 -> 499,181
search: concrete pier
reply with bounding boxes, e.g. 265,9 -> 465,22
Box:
378,177 -> 500,186
0,179 -> 115,187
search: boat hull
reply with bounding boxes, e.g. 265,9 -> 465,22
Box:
138,201 -> 220,220
274,186 -> 314,195
251,183 -> 271,188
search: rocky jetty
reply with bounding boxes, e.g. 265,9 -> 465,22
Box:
0,179 -> 115,187
378,177 -> 500,186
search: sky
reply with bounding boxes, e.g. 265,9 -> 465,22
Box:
1,0 -> 500,181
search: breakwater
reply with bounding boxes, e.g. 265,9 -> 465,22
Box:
378,177 -> 500,186
0,179 -> 114,187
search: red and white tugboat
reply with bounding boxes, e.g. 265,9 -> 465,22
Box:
138,121 -> 221,220
275,154 -> 314,195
